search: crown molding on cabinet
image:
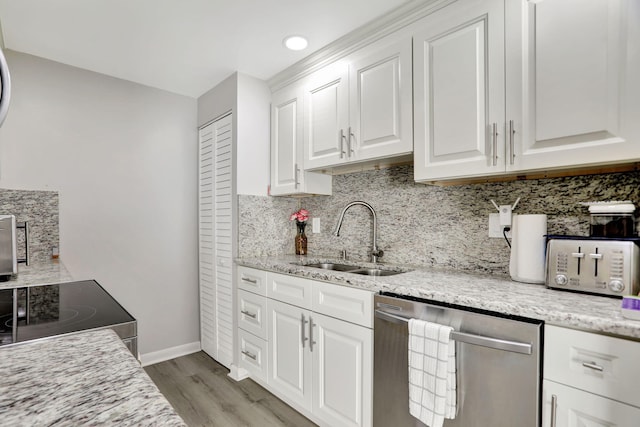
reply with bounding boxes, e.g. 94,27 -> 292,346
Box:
267,0 -> 456,91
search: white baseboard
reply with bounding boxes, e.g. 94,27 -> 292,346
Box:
139,341 -> 202,367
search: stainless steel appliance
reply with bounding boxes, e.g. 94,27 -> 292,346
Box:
546,236 -> 640,297
0,280 -> 137,355
0,47 -> 10,127
0,215 -> 17,278
374,293 -> 543,427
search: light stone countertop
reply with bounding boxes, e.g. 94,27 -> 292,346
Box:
0,259 -> 75,289
237,255 -> 640,340
0,329 -> 185,426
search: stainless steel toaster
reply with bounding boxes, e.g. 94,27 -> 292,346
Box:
546,237 -> 640,297
0,215 -> 17,278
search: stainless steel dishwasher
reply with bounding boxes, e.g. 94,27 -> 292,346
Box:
374,292 -> 543,427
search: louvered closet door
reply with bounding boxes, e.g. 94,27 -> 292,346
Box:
199,113 -> 234,368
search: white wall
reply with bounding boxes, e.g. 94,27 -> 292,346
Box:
0,50 -> 200,358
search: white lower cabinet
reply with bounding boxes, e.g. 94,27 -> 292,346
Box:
238,328 -> 268,383
268,298 -> 313,411
238,267 -> 373,427
312,312 -> 372,427
543,325 -> 640,427
542,380 -> 640,427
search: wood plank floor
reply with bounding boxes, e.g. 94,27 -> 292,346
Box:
144,351 -> 317,427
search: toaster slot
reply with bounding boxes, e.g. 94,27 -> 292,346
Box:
589,247 -> 602,277
571,246 -> 584,275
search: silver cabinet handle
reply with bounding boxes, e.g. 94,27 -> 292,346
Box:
339,129 -> 346,159
550,394 -> 557,427
582,361 -> 604,372
301,313 -> 309,348
294,163 -> 300,189
241,276 -> 257,284
492,123 -> 498,166
509,119 -> 515,165
348,126 -> 354,157
240,310 -> 256,319
241,350 -> 257,360
309,317 -> 316,352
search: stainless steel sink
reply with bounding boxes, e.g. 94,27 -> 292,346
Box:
303,262 -> 360,272
349,268 -> 404,276
296,262 -> 407,276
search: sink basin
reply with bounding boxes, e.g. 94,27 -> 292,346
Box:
303,263 -> 360,272
349,268 -> 404,276
294,262 -> 409,276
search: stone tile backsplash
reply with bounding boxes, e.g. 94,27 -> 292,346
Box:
239,166 -> 640,277
0,189 -> 59,264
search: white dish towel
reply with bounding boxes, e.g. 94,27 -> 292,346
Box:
408,318 -> 457,427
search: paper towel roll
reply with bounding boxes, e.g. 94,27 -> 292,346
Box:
509,214 -> 548,284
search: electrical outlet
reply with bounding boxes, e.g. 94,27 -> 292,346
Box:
489,213 -> 512,238
312,217 -> 320,233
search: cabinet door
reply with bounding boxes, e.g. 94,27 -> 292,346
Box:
413,0 -> 505,181
349,37 -> 413,163
506,0 -> 640,172
271,85 -> 304,195
542,380 -> 640,427
270,85 -> 332,196
268,299 -> 313,411
312,313 -> 373,427
303,63 -> 350,170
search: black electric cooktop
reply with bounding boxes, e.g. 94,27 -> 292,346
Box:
0,280 -> 136,346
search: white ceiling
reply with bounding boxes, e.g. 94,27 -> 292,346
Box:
0,0 -> 409,98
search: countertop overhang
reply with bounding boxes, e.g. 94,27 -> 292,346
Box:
237,255 -> 640,340
0,329 -> 185,426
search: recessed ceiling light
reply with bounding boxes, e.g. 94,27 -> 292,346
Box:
283,35 -> 308,51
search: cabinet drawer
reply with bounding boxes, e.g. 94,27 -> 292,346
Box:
238,289 -> 267,340
238,328 -> 268,384
544,325 -> 640,407
237,266 -> 267,296
266,272 -> 313,309
312,282 -> 374,328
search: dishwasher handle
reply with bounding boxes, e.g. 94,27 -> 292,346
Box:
375,309 -> 533,355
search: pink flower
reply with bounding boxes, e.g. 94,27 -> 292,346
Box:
290,208 -> 310,223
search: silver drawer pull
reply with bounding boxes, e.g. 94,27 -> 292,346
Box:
550,394 -> 557,427
241,276 -> 257,284
582,361 -> 604,372
241,350 -> 257,360
241,310 -> 257,319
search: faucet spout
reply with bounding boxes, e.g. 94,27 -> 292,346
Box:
333,201 -> 384,263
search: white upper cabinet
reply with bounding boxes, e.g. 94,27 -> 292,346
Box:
505,0 -> 640,172
270,84 -> 332,196
413,0 -> 505,181
414,0 -> 640,182
348,38 -> 413,162
303,36 -> 413,171
303,62 -> 350,170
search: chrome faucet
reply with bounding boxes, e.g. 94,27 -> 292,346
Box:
333,201 -> 384,263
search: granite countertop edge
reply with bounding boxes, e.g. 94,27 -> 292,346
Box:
0,328 -> 185,426
0,259 -> 75,289
236,255 -> 640,340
